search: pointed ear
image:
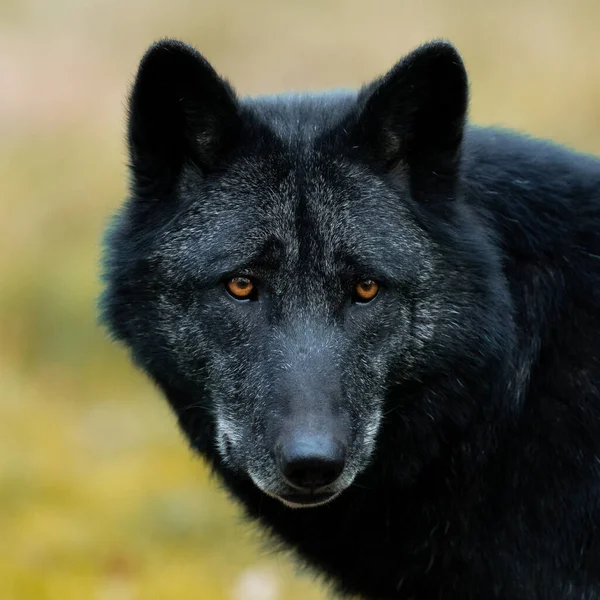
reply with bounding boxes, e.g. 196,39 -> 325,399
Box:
127,39 -> 240,196
352,41 -> 468,202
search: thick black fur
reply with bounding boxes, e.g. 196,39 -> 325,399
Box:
101,39 -> 600,599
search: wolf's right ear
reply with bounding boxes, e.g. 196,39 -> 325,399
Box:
127,39 -> 240,196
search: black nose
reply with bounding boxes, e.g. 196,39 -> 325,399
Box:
277,435 -> 346,491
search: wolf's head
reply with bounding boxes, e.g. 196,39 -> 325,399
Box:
101,40 -> 513,508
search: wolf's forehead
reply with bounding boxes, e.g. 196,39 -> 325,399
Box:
227,155 -> 381,252
160,152 -> 422,280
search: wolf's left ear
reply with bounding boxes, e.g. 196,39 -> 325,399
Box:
352,41 -> 468,202
128,39 -> 240,196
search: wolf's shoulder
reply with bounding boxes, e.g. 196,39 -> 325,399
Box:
463,125 -> 600,186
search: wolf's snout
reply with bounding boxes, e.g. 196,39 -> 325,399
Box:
277,435 -> 346,491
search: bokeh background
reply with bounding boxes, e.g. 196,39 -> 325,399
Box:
1,0 -> 600,598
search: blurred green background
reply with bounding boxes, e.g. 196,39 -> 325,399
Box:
1,0 -> 599,598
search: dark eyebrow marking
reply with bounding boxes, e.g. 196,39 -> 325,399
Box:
238,237 -> 286,272
333,247 -> 410,287
193,236 -> 286,284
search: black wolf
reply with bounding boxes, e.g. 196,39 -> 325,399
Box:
100,39 -> 600,599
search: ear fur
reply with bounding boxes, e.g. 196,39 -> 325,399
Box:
353,41 -> 469,201
127,39 -> 240,196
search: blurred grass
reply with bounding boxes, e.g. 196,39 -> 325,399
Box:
1,0 -> 600,598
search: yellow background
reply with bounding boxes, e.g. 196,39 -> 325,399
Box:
1,1 -> 599,598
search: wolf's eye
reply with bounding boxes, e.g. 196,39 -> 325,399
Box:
353,279 -> 379,303
226,277 -> 256,301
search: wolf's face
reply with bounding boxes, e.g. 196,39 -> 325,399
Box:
129,153 -> 439,507
102,40 -> 512,507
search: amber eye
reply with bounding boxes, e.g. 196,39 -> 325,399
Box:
226,277 -> 256,300
353,279 -> 380,303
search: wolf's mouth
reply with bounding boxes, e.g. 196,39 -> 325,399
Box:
250,473 -> 345,509
273,491 -> 341,509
